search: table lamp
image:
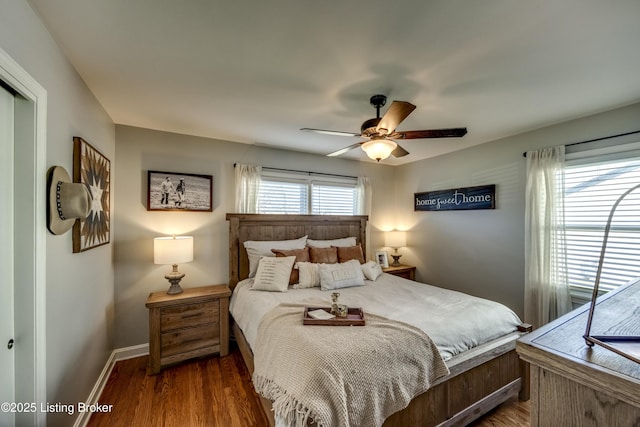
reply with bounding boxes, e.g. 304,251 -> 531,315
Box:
385,230 -> 407,267
154,235 -> 194,295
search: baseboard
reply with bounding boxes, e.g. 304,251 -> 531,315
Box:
113,343 -> 149,362
73,343 -> 149,427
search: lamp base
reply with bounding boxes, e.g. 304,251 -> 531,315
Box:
165,269 -> 185,295
390,253 -> 402,266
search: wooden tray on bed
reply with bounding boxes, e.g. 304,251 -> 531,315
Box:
303,306 -> 365,326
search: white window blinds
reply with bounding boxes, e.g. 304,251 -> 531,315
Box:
312,182 -> 357,215
564,154 -> 640,294
257,178 -> 309,214
256,169 -> 357,215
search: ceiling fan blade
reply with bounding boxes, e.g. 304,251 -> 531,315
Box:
326,142 -> 365,157
395,127 -> 468,139
391,144 -> 409,157
376,101 -> 416,135
301,128 -> 360,137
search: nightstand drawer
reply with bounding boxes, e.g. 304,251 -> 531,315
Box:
161,324 -> 220,357
383,265 -> 416,281
393,270 -> 413,280
146,284 -> 231,374
160,300 -> 219,331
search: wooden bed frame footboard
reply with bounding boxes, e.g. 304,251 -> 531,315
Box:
232,320 -> 530,427
226,213 -> 531,426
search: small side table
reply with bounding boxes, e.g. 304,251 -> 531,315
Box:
146,284 -> 231,374
383,264 -> 416,281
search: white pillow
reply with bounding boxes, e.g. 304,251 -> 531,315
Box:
293,262 -> 321,289
244,235 -> 307,277
361,260 -> 383,281
318,259 -> 366,290
251,256 -> 296,292
307,236 -> 357,248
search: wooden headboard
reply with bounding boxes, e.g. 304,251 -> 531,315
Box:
226,214 -> 368,289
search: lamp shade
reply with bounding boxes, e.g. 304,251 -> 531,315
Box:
154,235 -> 193,265
361,139 -> 397,162
385,230 -> 406,248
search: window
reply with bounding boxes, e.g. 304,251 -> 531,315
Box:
258,179 -> 309,214
257,169 -> 358,215
312,182 -> 357,215
564,152 -> 640,298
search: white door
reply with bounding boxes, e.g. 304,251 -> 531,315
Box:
0,85 -> 15,427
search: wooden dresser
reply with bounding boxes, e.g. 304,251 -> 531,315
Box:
383,264 -> 416,281
146,284 -> 231,374
516,280 -> 640,426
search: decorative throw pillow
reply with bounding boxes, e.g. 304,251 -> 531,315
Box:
307,237 -> 357,248
361,260 -> 383,281
336,244 -> 365,264
272,247 -> 310,285
309,246 -> 339,264
251,256 -> 296,292
294,262 -> 321,289
318,259 -> 366,290
243,235 -> 307,277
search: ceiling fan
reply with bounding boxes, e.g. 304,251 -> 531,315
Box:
301,94 -> 467,161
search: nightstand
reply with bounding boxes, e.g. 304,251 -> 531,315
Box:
146,284 -> 231,374
382,264 -> 416,281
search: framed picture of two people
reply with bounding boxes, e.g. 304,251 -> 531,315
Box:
147,170 -> 213,212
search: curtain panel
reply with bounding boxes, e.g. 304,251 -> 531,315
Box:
235,164 -> 262,213
524,146 -> 572,328
356,177 -> 372,216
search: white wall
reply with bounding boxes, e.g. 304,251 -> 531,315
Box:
113,125 -> 396,347
0,1 -> 115,426
394,102 -> 640,318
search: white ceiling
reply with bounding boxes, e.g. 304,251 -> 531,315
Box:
29,0 -> 640,165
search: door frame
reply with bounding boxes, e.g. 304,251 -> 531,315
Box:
0,46 -> 47,426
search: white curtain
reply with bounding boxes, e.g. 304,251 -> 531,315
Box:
356,177 -> 371,216
235,164 -> 261,213
356,176 -> 372,261
524,146 -> 572,328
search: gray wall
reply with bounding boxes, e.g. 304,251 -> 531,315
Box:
0,1 -> 115,426
394,102 -> 640,319
113,125 -> 396,348
112,102 -> 640,346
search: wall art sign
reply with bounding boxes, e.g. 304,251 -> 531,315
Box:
147,170 -> 213,212
415,184 -> 496,211
73,136 -> 110,252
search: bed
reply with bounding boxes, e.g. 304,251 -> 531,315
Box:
226,213 -> 531,427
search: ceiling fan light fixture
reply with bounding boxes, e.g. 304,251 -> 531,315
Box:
305,94 -> 467,160
361,139 -> 397,162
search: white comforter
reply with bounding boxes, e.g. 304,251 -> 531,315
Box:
230,273 -> 522,361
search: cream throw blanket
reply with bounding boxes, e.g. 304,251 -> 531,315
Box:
252,304 -> 450,427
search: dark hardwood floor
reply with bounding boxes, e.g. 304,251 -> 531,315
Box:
88,344 -> 529,426
87,344 -> 268,427
468,396 -> 530,427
